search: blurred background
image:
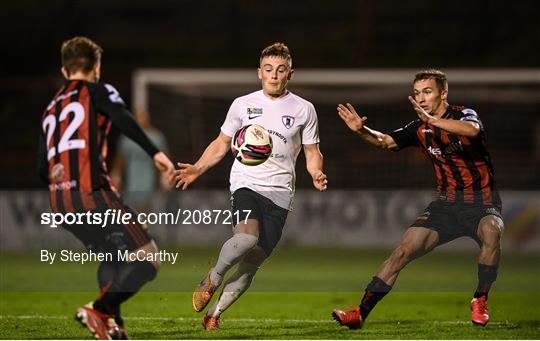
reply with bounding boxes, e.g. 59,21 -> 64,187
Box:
1,1 -> 539,254
2,0 -> 539,189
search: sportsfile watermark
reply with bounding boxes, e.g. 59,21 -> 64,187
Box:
40,209 -> 252,228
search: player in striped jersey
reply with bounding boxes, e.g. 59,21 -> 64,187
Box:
333,69 -> 504,329
38,37 -> 174,339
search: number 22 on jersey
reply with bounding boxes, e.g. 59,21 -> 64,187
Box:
42,102 -> 86,160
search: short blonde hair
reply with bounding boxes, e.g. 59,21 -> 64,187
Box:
260,42 -> 292,68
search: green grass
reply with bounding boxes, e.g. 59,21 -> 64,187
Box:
1,247 -> 539,339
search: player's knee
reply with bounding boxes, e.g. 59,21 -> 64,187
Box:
479,217 -> 503,249
151,251 -> 161,272
481,230 -> 501,250
137,240 -> 161,271
152,259 -> 161,272
233,232 -> 259,250
234,218 -> 260,238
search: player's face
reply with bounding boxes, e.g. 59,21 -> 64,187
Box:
413,79 -> 448,116
258,56 -> 293,99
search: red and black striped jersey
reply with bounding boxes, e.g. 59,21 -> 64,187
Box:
389,105 -> 501,206
38,80 -> 159,212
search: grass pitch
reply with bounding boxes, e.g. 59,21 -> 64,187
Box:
1,247 -> 539,339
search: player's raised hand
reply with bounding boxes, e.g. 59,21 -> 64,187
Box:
153,152 -> 175,184
337,103 -> 368,133
312,170 -> 328,192
174,162 -> 201,190
408,96 -> 435,124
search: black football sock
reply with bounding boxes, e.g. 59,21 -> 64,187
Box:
97,261 -> 123,324
113,306 -> 124,327
359,276 -> 392,319
98,261 -> 118,291
94,261 -> 157,315
474,264 -> 498,300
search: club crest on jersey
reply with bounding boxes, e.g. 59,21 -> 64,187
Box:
51,163 -> 65,182
282,115 -> 295,129
247,108 -> 263,119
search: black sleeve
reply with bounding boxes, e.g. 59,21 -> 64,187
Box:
388,120 -> 421,151
94,83 -> 159,157
37,131 -> 49,183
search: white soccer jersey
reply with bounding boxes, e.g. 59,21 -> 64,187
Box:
221,90 -> 320,210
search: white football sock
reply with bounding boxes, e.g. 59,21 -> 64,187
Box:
207,261 -> 259,317
210,233 -> 258,285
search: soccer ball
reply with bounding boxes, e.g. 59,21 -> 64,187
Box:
231,124 -> 273,166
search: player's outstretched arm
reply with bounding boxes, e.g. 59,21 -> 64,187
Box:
407,96 -> 480,137
303,143 -> 327,192
174,132 -> 231,190
337,103 -> 397,149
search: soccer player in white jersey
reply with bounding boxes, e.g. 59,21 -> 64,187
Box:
174,42 -> 327,330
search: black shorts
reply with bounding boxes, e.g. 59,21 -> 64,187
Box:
59,191 -> 152,253
231,188 -> 289,256
411,200 -> 503,247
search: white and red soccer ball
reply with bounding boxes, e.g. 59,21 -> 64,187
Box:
231,124 -> 273,166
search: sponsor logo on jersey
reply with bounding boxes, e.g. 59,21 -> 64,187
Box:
48,180 -> 77,191
282,115 -> 295,129
267,129 -> 288,144
428,146 -> 442,156
247,108 -> 263,119
443,141 -> 463,155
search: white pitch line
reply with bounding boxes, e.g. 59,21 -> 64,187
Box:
0,315 -> 515,326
